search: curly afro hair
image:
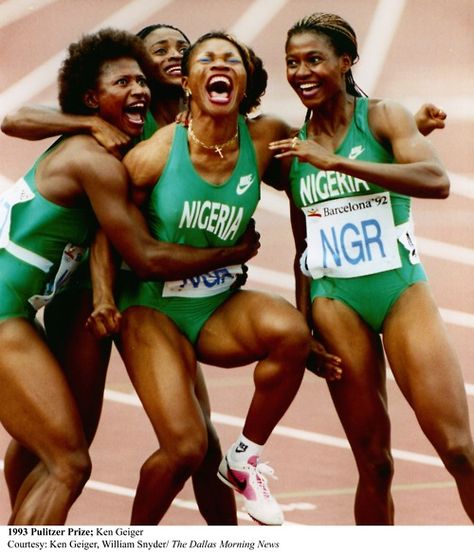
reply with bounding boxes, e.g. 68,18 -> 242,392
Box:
58,27 -> 155,115
181,31 -> 267,116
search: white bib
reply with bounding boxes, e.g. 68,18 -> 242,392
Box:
162,265 -> 243,298
303,192 -> 402,279
28,243 -> 86,310
0,178 -> 35,248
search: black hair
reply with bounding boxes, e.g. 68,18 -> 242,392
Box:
136,23 -> 191,45
286,12 -> 366,98
181,31 -> 267,116
58,28 -> 154,115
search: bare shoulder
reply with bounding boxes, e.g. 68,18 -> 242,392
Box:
123,122 -> 176,187
368,98 -> 414,125
51,134 -> 122,178
368,98 -> 417,141
247,114 -> 292,144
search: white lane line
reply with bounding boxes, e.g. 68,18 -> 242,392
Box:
0,0 -> 175,119
354,0 -> 407,95
103,389 -> 445,467
247,264 -> 474,330
449,172 -> 474,200
417,237 -> 474,267
229,0 -> 289,44
0,0 -> 58,30
0,458 -> 302,524
83,480 -> 274,524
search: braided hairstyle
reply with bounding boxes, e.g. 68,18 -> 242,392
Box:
286,12 -> 366,98
58,28 -> 154,115
181,31 -> 267,116
136,23 -> 191,45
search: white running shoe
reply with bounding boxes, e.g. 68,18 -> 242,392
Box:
217,453 -> 284,525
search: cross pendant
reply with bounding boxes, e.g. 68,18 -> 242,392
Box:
214,146 -> 223,158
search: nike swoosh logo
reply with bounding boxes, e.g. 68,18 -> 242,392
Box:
348,146 -> 365,160
225,458 -> 247,491
236,175 -> 254,195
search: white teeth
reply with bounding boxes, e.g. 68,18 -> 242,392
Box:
209,75 -> 231,86
300,82 -> 318,90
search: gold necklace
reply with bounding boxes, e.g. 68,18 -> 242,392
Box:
188,119 -> 238,159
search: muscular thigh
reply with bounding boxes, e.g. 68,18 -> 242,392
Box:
118,307 -> 204,446
383,282 -> 468,432
0,318 -> 83,453
44,288 -> 111,441
196,290 -> 308,367
313,298 -> 390,439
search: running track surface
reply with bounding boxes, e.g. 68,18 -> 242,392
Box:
0,0 -> 473,532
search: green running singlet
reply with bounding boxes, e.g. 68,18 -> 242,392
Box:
118,115 -> 260,343
290,98 -> 427,332
0,138 -> 96,321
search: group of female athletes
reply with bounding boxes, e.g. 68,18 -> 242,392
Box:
1,11 -> 473,526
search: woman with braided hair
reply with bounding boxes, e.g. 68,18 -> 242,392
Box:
269,12 -> 474,524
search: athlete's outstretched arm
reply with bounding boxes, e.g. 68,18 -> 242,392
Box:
270,100 -> 450,199
1,104 -> 130,157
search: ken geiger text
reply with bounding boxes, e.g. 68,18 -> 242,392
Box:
5,527 -> 281,551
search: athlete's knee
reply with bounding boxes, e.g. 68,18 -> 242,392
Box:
359,447 -> 394,487
174,434 -> 208,479
49,447 -> 92,495
264,309 -> 311,360
156,427 -> 209,485
439,440 -> 474,477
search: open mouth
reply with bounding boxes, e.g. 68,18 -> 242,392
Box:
206,75 -> 233,104
166,63 -> 182,76
298,82 -> 321,97
124,101 -> 147,125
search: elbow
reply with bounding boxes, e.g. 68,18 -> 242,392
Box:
435,172 -> 450,199
123,252 -> 153,280
425,163 -> 450,199
1,115 -> 15,136
438,182 -> 450,199
127,252 -> 169,281
129,260 -> 154,281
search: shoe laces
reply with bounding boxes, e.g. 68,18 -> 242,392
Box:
254,461 -> 278,499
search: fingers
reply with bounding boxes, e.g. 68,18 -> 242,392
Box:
86,307 -> 121,339
269,136 -> 301,159
307,340 -> 343,381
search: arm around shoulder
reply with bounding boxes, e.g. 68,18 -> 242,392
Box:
81,141 -> 260,281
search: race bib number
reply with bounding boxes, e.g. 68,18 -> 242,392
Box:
0,178 -> 35,248
303,192 -> 401,278
162,265 -> 243,298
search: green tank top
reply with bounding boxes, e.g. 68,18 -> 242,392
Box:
8,140 -> 96,256
145,115 -> 260,247
290,98 -> 418,280
290,97 -> 410,226
1,138 -> 96,276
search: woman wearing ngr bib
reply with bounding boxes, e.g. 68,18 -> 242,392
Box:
270,12 -> 474,524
